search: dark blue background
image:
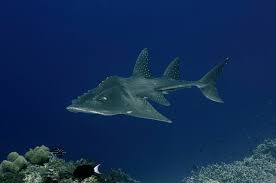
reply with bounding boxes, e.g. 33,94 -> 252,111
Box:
0,0 -> 276,182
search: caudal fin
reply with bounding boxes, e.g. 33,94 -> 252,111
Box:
198,58 -> 229,103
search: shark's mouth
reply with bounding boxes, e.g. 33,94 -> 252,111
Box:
66,106 -> 114,116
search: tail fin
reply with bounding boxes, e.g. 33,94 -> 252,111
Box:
198,58 -> 229,103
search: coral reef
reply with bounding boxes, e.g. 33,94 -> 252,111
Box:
0,152 -> 28,174
0,145 -> 139,183
184,139 -> 276,183
104,169 -> 140,183
25,145 -> 50,165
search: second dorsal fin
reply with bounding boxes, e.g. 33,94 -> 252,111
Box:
163,57 -> 181,80
132,48 -> 152,78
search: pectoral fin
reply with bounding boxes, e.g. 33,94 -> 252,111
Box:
125,97 -> 172,123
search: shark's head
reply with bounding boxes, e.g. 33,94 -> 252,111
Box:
67,76 -> 128,116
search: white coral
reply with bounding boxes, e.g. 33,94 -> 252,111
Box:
23,172 -> 42,183
184,139 -> 276,183
82,176 -> 98,183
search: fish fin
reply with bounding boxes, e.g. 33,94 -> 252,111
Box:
126,97 -> 172,123
200,85 -> 223,103
132,48 -> 152,78
163,57 -> 181,80
148,92 -> 171,106
198,58 -> 229,103
94,164 -> 101,174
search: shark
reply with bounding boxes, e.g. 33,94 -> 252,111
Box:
67,48 -> 228,123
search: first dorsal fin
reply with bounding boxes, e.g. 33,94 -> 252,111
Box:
132,48 -> 152,78
163,57 -> 181,80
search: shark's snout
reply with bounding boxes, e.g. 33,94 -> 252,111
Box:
66,104 -> 88,113
66,104 -> 114,115
66,105 -> 80,113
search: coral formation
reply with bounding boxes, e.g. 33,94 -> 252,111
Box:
0,145 -> 139,183
0,152 -> 28,174
184,139 -> 276,183
1,160 -> 20,173
7,152 -> 20,162
82,176 -> 99,183
25,145 -> 50,165
104,169 -> 140,183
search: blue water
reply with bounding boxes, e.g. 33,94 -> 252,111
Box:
0,0 -> 276,182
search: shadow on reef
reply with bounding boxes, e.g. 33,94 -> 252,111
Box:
0,145 -> 139,183
183,139 -> 276,183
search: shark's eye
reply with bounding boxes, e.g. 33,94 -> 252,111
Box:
97,96 -> 108,102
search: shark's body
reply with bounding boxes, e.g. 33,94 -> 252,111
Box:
67,48 -> 228,123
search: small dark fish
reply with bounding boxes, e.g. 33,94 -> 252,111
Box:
199,146 -> 204,153
50,147 -> 66,158
73,164 -> 102,179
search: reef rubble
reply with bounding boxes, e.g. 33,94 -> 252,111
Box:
0,145 -> 139,183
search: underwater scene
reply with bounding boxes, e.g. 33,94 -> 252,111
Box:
0,0 -> 276,183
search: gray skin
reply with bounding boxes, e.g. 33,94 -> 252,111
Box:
67,48 -> 228,123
